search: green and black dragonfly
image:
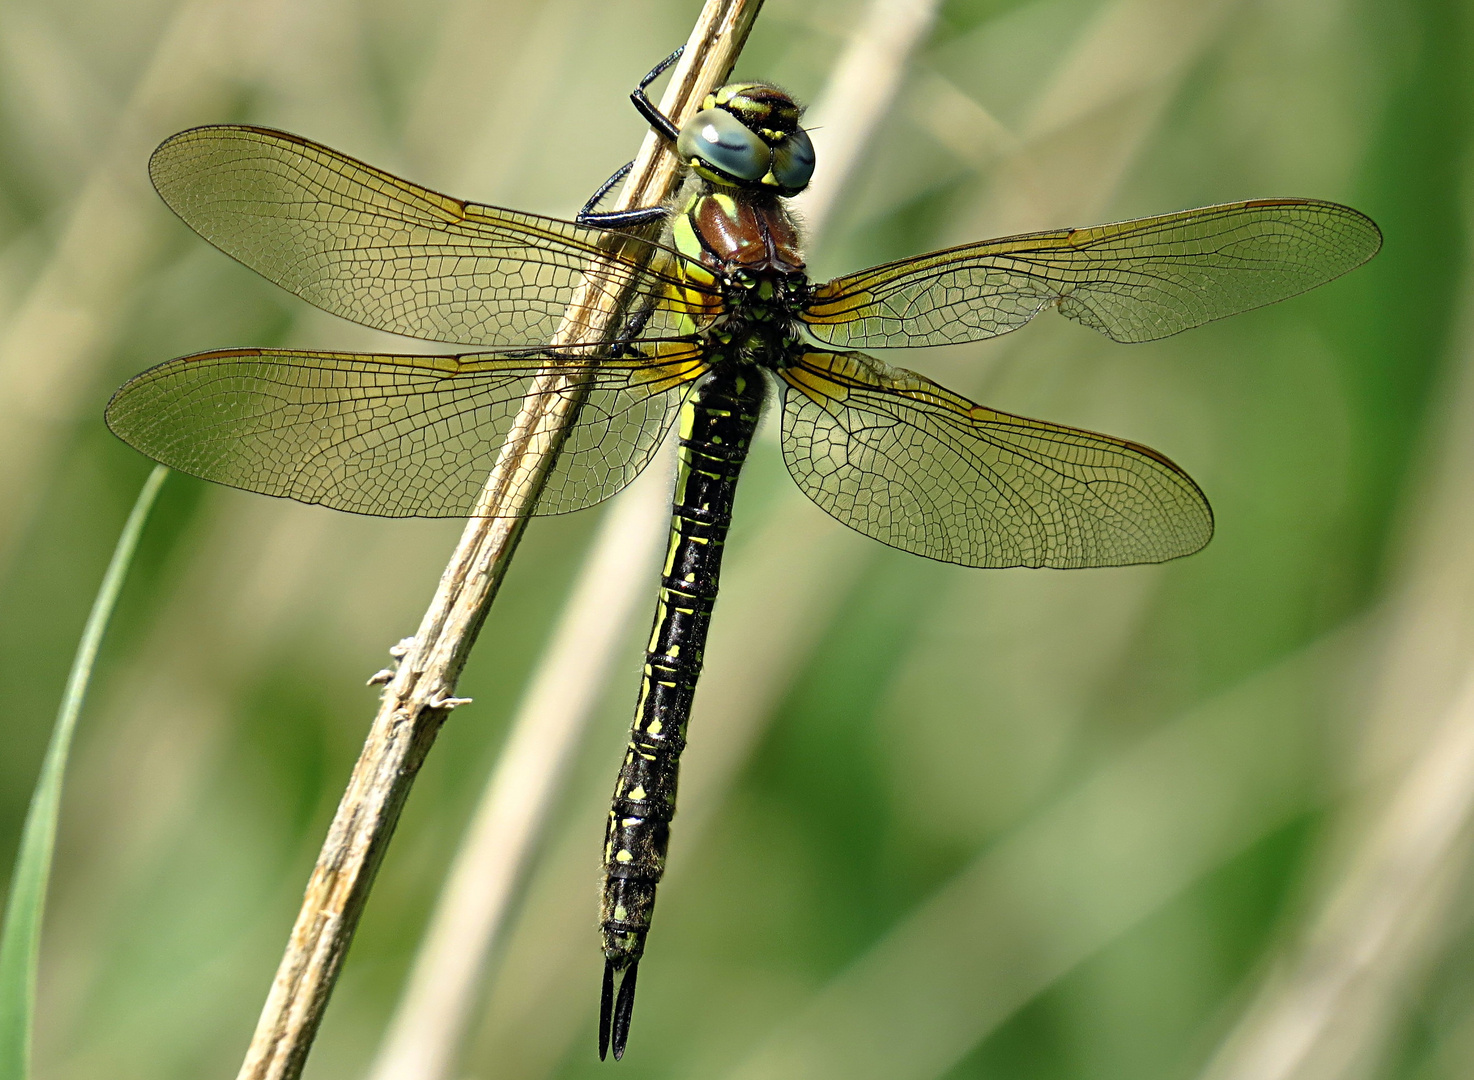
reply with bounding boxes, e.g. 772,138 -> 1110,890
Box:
107,50 -> 1381,1060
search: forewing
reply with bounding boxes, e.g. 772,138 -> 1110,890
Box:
778,351 -> 1212,568
106,346 -> 707,518
803,199 -> 1381,347
149,126 -> 706,347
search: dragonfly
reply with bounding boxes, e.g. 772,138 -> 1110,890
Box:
106,48 -> 1381,1061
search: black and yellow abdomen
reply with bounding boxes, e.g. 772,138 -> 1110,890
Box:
598,362 -> 764,1049
597,127 -> 807,1061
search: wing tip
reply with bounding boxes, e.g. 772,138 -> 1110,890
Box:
149,124 -> 284,196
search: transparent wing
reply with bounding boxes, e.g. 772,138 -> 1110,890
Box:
802,199 -> 1381,347
149,125 -> 711,347
778,351 -> 1212,568
106,345 -> 707,518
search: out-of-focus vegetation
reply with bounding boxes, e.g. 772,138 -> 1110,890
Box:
0,464 -> 165,1080
1,1 -> 1471,1079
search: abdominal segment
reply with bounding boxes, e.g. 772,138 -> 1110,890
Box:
600,364 -> 764,971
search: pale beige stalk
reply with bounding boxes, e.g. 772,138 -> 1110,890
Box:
365,2 -> 927,1076
363,466 -> 669,1080
789,0 -> 940,242
231,4 -> 763,1079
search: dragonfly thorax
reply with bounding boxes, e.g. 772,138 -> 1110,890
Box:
709,268 -> 809,369
666,180 -> 810,369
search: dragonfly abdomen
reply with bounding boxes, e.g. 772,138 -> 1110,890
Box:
599,363 -> 764,1055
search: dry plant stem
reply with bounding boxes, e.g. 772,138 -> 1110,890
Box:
364,4 -> 927,1077
233,4 -> 763,1079
364,468 -> 669,1080
367,1 -> 939,1070
790,0 -> 938,240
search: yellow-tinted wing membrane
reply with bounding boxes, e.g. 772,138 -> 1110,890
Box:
779,352 -> 1212,568
803,199 -> 1381,347
149,126 -> 707,347
106,346 -> 706,517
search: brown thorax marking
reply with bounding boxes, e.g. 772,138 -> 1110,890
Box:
691,192 -> 804,275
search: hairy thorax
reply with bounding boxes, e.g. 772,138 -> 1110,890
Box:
666,180 -> 811,370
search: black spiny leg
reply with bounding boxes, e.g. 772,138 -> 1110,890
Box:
631,46 -> 683,140
577,47 -> 684,230
579,160 -> 633,219
577,161 -> 667,229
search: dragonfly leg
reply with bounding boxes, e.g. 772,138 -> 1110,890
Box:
576,160 -> 668,229
607,304 -> 654,359
631,46 -> 683,141
579,160 -> 633,219
577,46 -> 687,230
577,205 -> 668,229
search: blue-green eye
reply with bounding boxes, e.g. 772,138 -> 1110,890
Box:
677,108 -> 767,182
770,129 -> 814,192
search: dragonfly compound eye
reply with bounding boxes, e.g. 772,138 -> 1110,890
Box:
677,108 -> 769,185
768,128 -> 815,194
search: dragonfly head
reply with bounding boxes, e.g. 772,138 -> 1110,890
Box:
676,83 -> 815,197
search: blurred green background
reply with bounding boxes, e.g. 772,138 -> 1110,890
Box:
3,0 -> 1473,1078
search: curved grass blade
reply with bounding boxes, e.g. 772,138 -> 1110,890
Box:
0,465 -> 168,1080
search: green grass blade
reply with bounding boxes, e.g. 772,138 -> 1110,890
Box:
0,465 -> 168,1080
